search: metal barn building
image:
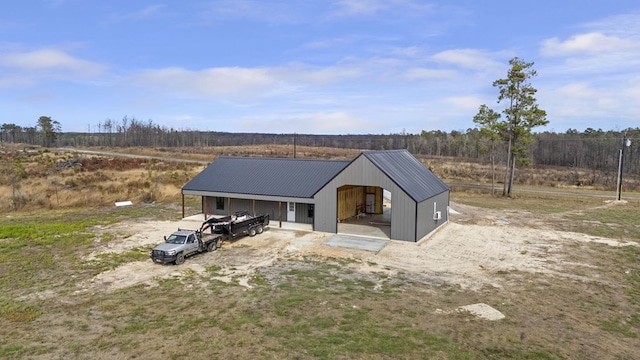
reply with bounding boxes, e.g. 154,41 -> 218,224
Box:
181,149 -> 449,242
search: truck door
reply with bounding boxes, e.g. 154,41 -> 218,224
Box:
287,202 -> 295,222
185,234 -> 198,255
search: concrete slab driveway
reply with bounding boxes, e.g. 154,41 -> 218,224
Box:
324,234 -> 389,253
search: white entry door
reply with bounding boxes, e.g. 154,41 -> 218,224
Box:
366,193 -> 375,213
287,202 -> 296,222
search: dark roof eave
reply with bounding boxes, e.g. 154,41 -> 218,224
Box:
182,188 -> 314,199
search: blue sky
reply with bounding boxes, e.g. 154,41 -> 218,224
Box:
2,0 -> 640,135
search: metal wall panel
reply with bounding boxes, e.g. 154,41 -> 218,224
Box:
226,198 -> 253,215
295,203 -> 314,224
315,155 -> 418,241
415,191 -> 449,241
254,200 -> 281,220
204,197 -> 285,220
204,196 -> 226,216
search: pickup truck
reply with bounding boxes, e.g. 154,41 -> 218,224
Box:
151,211 -> 270,265
150,229 -> 221,265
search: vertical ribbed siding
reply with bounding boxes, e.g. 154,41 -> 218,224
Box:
416,191 -> 449,241
315,155 -> 417,241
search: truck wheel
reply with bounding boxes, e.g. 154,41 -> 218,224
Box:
207,241 -> 216,252
175,253 -> 185,265
249,227 -> 257,237
256,225 -> 264,234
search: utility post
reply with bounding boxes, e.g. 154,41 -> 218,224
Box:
293,133 -> 297,158
616,130 -> 632,201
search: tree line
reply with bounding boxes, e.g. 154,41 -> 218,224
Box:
1,116 -> 60,148
1,116 -> 637,176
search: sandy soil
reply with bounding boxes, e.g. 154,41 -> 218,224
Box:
79,201 -> 637,300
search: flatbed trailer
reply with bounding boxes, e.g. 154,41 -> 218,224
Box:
201,211 -> 270,240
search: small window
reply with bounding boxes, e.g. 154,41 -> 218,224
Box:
289,202 -> 295,212
216,197 -> 225,210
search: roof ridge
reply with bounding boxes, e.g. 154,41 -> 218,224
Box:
218,156 -> 350,162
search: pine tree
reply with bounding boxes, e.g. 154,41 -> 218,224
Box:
475,57 -> 548,197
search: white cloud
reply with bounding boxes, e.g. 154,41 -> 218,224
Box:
332,0 -> 386,16
200,0 -> 305,24
0,75 -> 34,88
109,4 -> 167,22
403,67 -> 457,80
134,66 -> 277,99
211,0 -> 267,17
443,95 -> 486,112
538,14 -> 640,75
303,111 -> 375,133
133,62 -> 369,101
239,111 -> 373,134
541,32 -> 635,56
623,84 -> 640,100
280,64 -> 364,84
303,37 -> 355,49
540,81 -> 626,120
391,46 -> 425,58
537,13 -> 640,78
553,83 -> 600,99
430,49 -> 503,71
0,48 -> 105,76
331,0 -> 433,17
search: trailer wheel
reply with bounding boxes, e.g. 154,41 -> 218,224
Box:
207,241 -> 216,252
175,253 -> 185,265
256,225 -> 264,234
249,227 -> 257,237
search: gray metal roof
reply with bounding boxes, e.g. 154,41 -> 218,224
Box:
182,156 -> 351,198
361,149 -> 449,202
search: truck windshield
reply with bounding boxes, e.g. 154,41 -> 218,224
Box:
166,234 -> 186,244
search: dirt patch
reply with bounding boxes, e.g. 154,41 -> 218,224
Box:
435,303 -> 506,321
79,202 -> 638,294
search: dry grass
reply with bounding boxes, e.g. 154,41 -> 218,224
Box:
0,144 -> 367,212
3,143 -> 636,213
0,145 -> 205,211
94,144 -> 362,161
422,155 -> 639,192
